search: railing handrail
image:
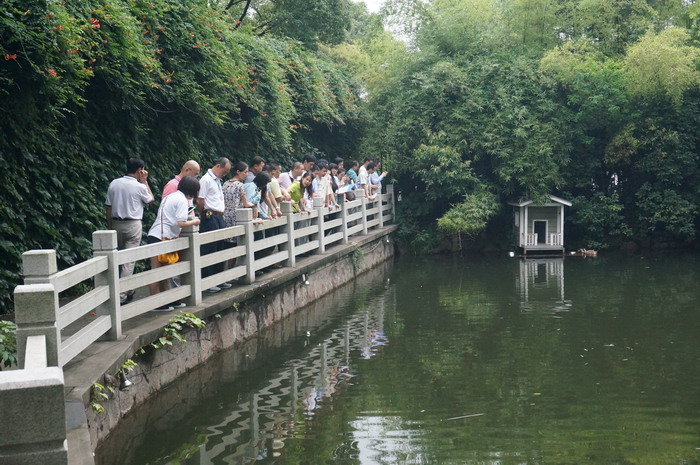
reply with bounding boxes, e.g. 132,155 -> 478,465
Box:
13,190 -> 396,368
54,256 -> 108,293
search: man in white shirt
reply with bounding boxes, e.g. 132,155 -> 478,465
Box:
105,158 -> 154,305
369,159 -> 388,193
197,157 -> 231,292
357,158 -> 373,199
161,160 -> 200,290
279,162 -> 303,190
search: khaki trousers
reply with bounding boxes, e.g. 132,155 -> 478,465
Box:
113,219 -> 142,300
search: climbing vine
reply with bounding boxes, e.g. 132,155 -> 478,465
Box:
0,0 -> 361,315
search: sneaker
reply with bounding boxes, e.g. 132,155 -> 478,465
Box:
171,302 -> 187,309
152,305 -> 174,312
219,282 -> 233,289
205,286 -> 221,293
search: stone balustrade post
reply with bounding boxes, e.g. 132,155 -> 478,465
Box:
314,198 -> 326,254
281,201 -> 296,267
0,366 -> 68,464
377,191 -> 384,229
21,249 -> 57,286
355,189 -> 368,235
237,208 -> 256,284
17,250 -> 60,367
93,230 -> 122,340
180,223 -> 202,307
338,195 -> 349,244
14,284 -> 60,368
386,184 -> 396,222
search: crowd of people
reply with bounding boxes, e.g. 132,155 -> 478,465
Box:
104,155 -> 388,311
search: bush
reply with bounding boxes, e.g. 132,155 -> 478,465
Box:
0,321 -> 17,369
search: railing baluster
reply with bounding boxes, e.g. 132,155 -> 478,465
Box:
314,198 -> 326,254
386,184 -> 396,222
281,201 -> 296,267
180,223 -> 203,307
339,195 -> 349,244
93,230 -> 121,340
355,189 -> 368,235
237,208 -> 256,284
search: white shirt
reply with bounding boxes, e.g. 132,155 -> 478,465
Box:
105,176 -> 153,219
312,177 -> 328,198
198,169 -> 225,212
358,165 -> 369,186
278,171 -> 294,190
269,177 -> 282,200
147,191 -> 188,239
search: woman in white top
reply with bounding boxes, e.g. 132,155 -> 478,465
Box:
146,176 -> 201,304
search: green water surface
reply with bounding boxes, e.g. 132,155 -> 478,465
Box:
116,252 -> 700,465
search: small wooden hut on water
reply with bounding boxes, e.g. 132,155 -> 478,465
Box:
508,195 -> 572,256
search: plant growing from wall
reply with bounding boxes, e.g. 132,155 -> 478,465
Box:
351,248 -> 365,274
0,321 -> 17,370
90,382 -> 113,413
151,312 -> 206,349
119,358 -> 138,375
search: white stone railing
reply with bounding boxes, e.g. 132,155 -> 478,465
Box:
12,186 -> 395,369
0,333 -> 68,464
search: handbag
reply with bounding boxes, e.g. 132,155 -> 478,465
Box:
156,197 -> 180,264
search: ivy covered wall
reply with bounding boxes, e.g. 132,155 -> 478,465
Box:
0,0 -> 362,313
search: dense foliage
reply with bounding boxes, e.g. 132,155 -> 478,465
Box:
3,0 -> 700,312
355,0 -> 700,253
0,0 -> 361,313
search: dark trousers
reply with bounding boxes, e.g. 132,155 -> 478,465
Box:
200,214 -> 225,279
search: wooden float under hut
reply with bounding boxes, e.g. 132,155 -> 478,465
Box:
508,195 -> 572,257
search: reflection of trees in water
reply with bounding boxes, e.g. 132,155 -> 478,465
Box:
187,291 -> 390,464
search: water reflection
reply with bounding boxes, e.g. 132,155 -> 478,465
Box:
122,274 -> 392,465
192,299 -> 391,464
517,258 -> 572,314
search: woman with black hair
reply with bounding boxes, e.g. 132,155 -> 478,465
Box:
289,172 -> 314,213
223,161 -> 256,236
244,171 -> 274,219
146,176 -> 201,310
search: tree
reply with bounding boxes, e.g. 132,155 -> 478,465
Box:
624,27 -> 700,105
247,0 -> 354,48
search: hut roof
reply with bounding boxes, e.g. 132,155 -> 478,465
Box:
507,195 -> 572,208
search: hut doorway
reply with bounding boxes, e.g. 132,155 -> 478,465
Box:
534,220 -> 547,244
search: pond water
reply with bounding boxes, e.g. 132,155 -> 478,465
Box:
103,252 -> 700,465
